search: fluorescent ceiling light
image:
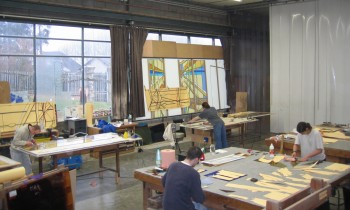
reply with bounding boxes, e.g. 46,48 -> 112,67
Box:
234,0 -> 242,2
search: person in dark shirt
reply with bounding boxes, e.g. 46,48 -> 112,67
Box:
162,146 -> 207,210
188,102 -> 227,149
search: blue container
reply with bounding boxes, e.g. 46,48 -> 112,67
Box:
55,155 -> 82,170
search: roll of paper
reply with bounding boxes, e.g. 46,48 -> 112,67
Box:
161,149 -> 176,169
0,167 -> 26,183
85,102 -> 94,127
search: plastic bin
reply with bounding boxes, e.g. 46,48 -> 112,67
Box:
54,155 -> 82,170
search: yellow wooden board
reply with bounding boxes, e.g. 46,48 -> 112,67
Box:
0,102 -> 57,133
145,87 -> 190,111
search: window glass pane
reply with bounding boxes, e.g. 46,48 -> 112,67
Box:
84,28 -> 110,41
84,41 -> 111,56
36,57 -> 82,121
84,58 -> 111,117
0,56 -> 34,102
0,37 -> 33,55
40,39 -> 82,56
179,59 -> 207,113
0,22 -> 33,37
214,38 -> 222,46
36,25 -> 81,39
147,33 -> 159,40
161,34 -> 187,43
190,37 -> 213,45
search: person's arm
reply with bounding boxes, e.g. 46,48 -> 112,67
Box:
161,172 -> 167,187
292,144 -> 299,158
299,149 -> 322,162
190,173 -> 205,203
188,116 -> 201,124
12,129 -> 34,147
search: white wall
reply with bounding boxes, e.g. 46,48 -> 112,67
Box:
270,0 -> 350,132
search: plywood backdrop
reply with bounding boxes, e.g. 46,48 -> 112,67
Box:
145,87 -> 190,111
0,102 -> 57,133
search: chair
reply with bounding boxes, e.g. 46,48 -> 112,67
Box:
171,123 -> 184,153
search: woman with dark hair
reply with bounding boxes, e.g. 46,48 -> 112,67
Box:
188,102 -> 227,149
292,122 -> 326,162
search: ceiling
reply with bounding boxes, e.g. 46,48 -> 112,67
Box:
173,0 -> 296,11
191,0 -> 265,8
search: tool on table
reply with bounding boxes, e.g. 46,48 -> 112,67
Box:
220,189 -> 235,193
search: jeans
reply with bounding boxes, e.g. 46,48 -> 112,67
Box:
10,147 -> 32,175
213,121 -> 227,149
193,202 -> 209,210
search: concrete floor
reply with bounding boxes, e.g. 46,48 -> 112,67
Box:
40,129 -> 345,210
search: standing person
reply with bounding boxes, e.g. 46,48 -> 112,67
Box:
162,146 -> 207,210
10,124 -> 41,175
188,102 -> 227,149
292,122 -> 326,162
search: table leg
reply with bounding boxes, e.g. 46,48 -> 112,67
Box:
99,151 -> 104,178
38,157 -> 43,173
143,182 -> 152,210
115,145 -> 120,183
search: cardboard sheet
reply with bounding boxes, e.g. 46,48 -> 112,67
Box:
226,183 -> 276,193
228,194 -> 248,200
277,168 -> 292,176
251,198 -> 266,206
264,191 -> 291,201
259,173 -> 283,182
325,163 -> 350,172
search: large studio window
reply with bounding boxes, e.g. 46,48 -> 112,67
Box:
0,21 -> 111,121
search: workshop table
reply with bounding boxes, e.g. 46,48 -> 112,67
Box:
134,147 -> 350,210
265,135 -> 350,163
182,117 -> 258,146
14,133 -> 140,182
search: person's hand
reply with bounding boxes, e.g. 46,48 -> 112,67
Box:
299,157 -> 308,162
31,139 -> 37,145
25,140 -> 35,147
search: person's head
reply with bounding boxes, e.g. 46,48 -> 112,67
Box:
29,124 -> 41,135
202,102 -> 210,109
185,146 -> 203,167
296,122 -> 312,135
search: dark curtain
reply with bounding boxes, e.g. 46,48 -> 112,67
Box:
232,26 -> 270,113
224,11 -> 270,113
110,25 -> 148,119
220,36 -> 234,112
130,27 -> 148,117
111,25 -> 128,119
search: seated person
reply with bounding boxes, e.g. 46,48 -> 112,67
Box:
292,122 -> 326,162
